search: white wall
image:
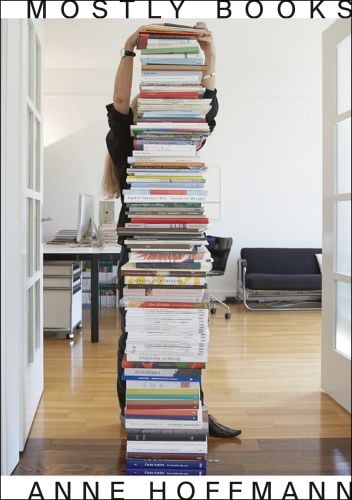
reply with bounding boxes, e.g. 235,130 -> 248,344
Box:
43,19 -> 330,297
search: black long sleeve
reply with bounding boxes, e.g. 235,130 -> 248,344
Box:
105,104 -> 134,196
203,88 -> 218,133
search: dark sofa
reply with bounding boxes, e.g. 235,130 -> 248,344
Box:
237,248 -> 322,310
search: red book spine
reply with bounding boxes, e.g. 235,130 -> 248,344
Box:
138,119 -> 205,123
121,355 -> 206,369
133,301 -> 206,308
137,33 -> 148,49
129,218 -> 208,224
137,31 -> 199,41
126,403 -> 199,410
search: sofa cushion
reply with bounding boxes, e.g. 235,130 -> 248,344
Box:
241,248 -> 322,275
245,273 -> 322,290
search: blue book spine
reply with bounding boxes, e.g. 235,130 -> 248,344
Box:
127,394 -> 200,400
122,375 -> 201,382
126,468 -> 206,476
126,415 -> 198,421
127,183 -> 205,189
126,459 -> 207,470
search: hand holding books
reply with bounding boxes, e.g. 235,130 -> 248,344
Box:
194,22 -> 216,91
194,22 -> 215,59
124,25 -> 148,52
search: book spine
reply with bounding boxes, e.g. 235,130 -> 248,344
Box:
126,459 -> 207,470
139,92 -> 200,98
126,382 -> 199,390
125,301 -> 209,309
126,414 -> 198,421
141,64 -> 207,72
126,468 -> 206,476
125,408 -> 198,416
127,451 -> 207,460
121,356 -> 206,369
137,33 -> 148,49
129,218 -> 208,224
125,402 -> 199,409
122,375 -> 201,382
132,150 -> 198,157
126,432 -> 206,441
126,354 -> 208,363
123,196 -> 207,203
123,278 -> 205,285
125,420 -> 204,430
141,46 -> 200,54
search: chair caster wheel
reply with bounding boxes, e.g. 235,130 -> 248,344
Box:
225,312 -> 231,320
210,307 -> 217,315
66,332 -> 74,340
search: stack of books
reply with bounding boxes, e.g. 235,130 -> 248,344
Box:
47,229 -> 77,244
99,223 -> 119,246
118,23 -> 212,476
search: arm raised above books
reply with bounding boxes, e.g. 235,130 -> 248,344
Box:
113,25 -> 146,114
195,22 -> 216,92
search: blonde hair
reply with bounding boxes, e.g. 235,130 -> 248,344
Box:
102,153 -> 120,199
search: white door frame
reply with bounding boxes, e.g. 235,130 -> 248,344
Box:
321,19 -> 351,413
1,18 -> 22,475
20,17 -> 45,447
1,18 -> 44,475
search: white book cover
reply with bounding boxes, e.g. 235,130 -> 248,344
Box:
126,353 -> 208,363
126,380 -> 200,390
132,149 -> 199,157
139,144 -> 197,153
126,441 -> 207,454
125,418 -> 204,430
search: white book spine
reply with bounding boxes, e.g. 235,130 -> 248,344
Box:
141,144 -> 196,153
123,196 -> 207,202
126,353 -> 208,363
126,441 -> 207,453
125,419 -> 204,430
132,149 -> 199,157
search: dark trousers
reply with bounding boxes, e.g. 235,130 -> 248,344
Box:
116,245 -> 205,414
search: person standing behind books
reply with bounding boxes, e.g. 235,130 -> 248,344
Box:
103,22 -> 241,438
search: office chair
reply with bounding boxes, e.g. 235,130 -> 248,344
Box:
206,235 -> 233,320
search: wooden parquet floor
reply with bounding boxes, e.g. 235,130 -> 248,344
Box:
13,305 -> 351,475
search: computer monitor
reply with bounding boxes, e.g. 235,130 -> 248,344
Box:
76,193 -> 95,244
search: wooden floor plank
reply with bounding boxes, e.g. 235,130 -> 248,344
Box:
13,305 -> 351,475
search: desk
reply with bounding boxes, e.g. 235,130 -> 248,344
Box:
43,244 -> 121,343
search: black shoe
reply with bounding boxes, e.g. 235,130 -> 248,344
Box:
208,414 -> 242,438
120,413 -> 125,428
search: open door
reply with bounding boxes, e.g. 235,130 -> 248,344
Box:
21,18 -> 45,446
321,20 -> 351,412
1,19 -> 44,474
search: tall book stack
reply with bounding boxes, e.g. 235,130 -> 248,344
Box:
117,23 -> 213,476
